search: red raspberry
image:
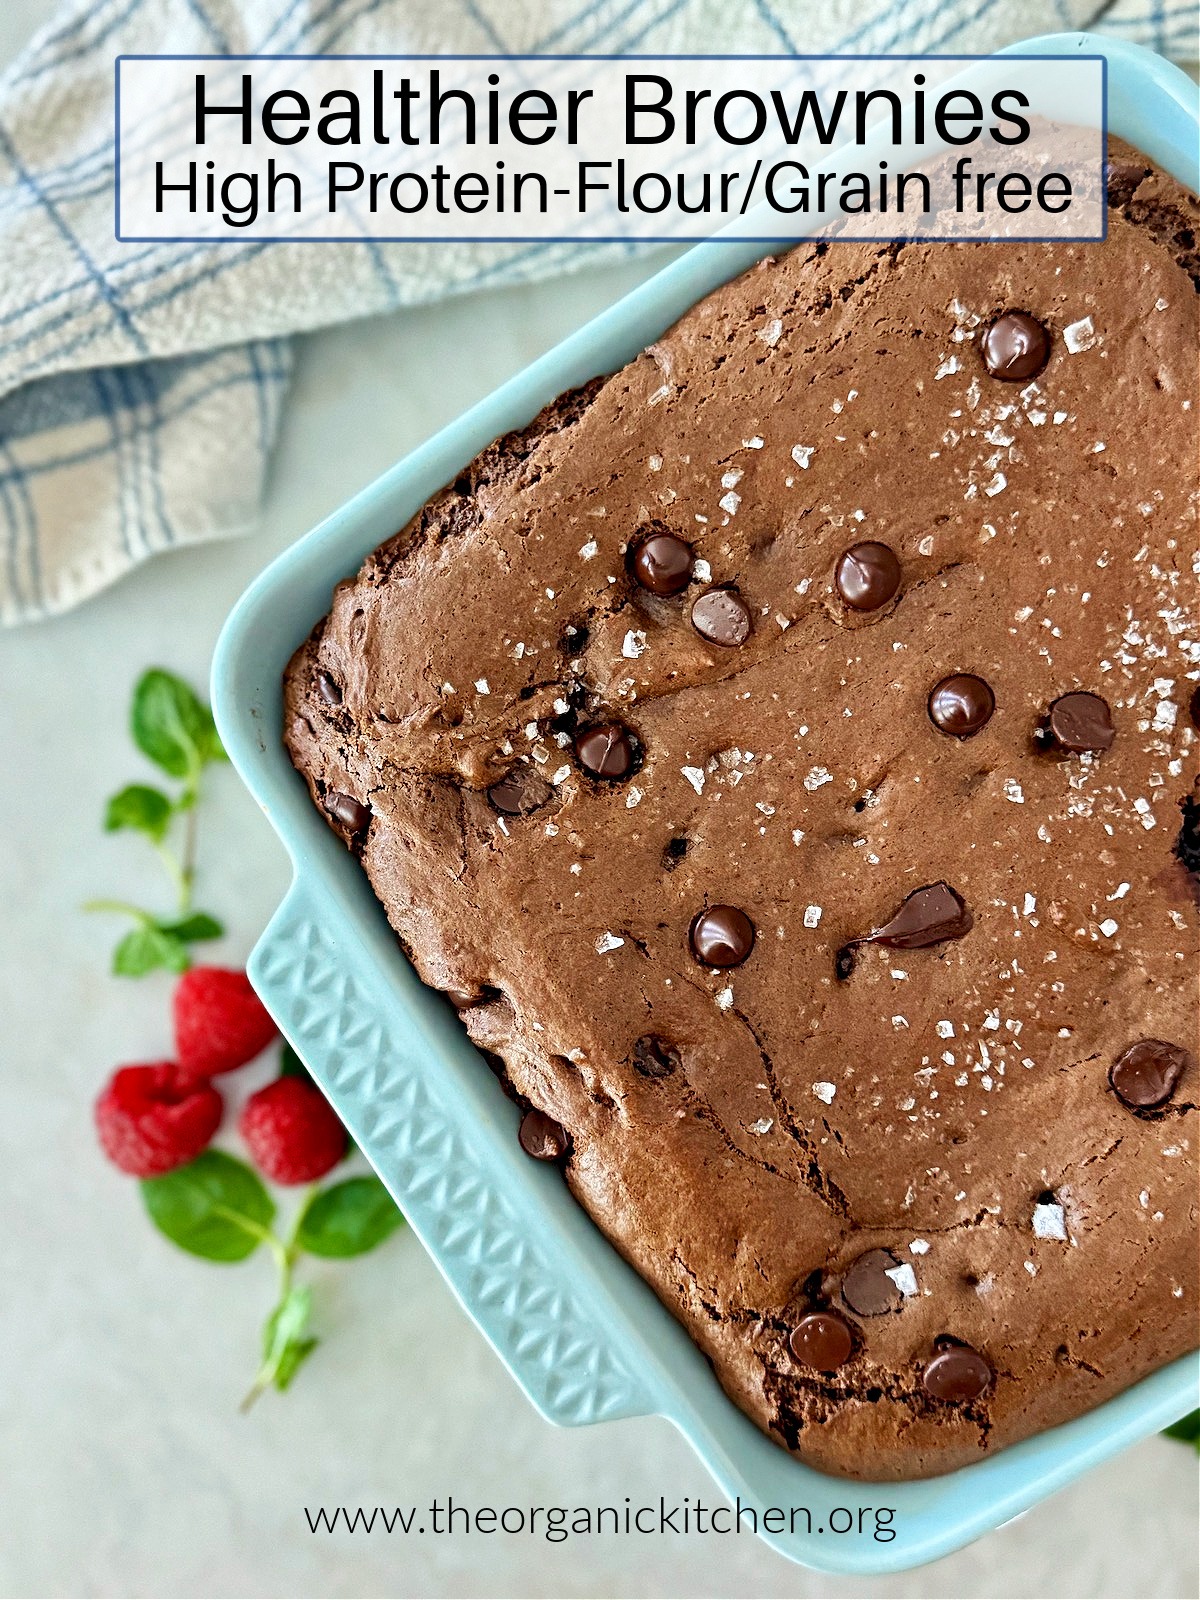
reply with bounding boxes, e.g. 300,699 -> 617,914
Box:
239,1077 -> 346,1185
95,1062 -> 223,1177
173,966 -> 277,1079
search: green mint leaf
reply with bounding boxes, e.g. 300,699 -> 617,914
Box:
296,1176 -> 404,1259
279,1041 -> 311,1081
262,1283 -> 311,1357
141,1151 -> 275,1262
201,718 -> 228,765
104,783 -> 172,843
131,668 -> 217,781
1163,1410 -> 1200,1450
275,1334 -> 318,1391
262,1285 -> 317,1392
243,1286 -> 317,1409
112,923 -> 189,977
160,911 -> 224,943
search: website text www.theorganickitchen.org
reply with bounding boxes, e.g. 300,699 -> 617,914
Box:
303,1496 -> 897,1543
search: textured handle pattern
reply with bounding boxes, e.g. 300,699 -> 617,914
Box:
250,880 -> 651,1427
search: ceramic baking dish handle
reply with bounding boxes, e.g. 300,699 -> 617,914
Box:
249,872 -> 658,1429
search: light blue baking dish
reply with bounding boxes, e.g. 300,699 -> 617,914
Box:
212,33 -> 1199,1575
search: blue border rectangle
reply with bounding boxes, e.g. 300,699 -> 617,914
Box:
113,52 -> 1109,247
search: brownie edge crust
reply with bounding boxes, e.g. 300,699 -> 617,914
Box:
285,145 -> 1199,1480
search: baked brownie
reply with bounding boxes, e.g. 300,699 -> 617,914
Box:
285,143 -> 1199,1479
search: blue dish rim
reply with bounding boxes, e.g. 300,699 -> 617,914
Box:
212,32 -> 1200,1576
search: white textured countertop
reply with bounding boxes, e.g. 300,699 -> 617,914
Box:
1,3 -> 1196,1595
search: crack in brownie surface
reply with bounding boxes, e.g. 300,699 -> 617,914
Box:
285,141 -> 1199,1479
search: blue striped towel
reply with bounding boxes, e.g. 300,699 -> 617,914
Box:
0,0 -> 1187,624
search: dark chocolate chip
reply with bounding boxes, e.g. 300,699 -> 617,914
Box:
325,791 -> 370,832
632,1034 -> 680,1079
841,1248 -> 904,1316
789,1310 -> 854,1372
631,530 -> 693,596
928,674 -> 995,738
834,542 -> 901,612
922,1342 -> 992,1401
1189,684 -> 1200,732
1045,691 -> 1114,754
1108,1039 -> 1191,1111
518,1108 -> 570,1161
689,905 -> 755,968
690,587 -> 752,647
575,723 -> 636,779
316,670 -> 343,706
487,765 -> 552,816
981,312 -> 1050,382
445,988 -> 478,1011
864,882 -> 973,950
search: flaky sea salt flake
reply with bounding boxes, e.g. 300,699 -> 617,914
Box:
1063,316 -> 1096,353
885,1263 -> 919,1296
1032,1201 -> 1068,1240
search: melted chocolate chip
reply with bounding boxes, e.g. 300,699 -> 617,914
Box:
1045,691 -> 1115,754
689,905 -> 755,968
922,1342 -> 992,1401
928,674 -> 995,738
842,1249 -> 904,1316
690,587 -> 752,647
518,1108 -> 570,1161
789,1310 -> 854,1372
487,765 -> 552,816
575,723 -> 636,779
316,670 -> 342,706
445,988 -> 478,1011
324,791 -> 370,832
631,530 -> 693,596
632,1035 -> 680,1079
834,542 -> 901,612
1108,1039 -> 1191,1111
864,882 -> 973,950
981,312 -> 1050,382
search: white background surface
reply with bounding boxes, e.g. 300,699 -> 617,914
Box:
1,3 -> 1197,1596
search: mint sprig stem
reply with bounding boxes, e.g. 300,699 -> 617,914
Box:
87,669 -> 228,977
239,1192 -> 317,1412
139,1132 -> 404,1409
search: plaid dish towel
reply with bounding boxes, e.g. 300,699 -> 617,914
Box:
0,0 -> 1186,624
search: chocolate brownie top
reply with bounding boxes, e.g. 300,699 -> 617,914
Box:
285,145 -> 1199,1479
